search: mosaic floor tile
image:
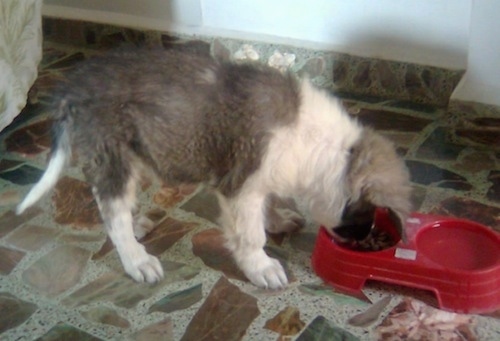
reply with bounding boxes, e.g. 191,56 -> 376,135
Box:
356,109 -> 432,133
59,232 -> 104,244
406,160 -> 472,191
47,52 -> 86,70
37,322 -> 104,341
191,228 -> 247,282
22,245 -> 91,297
91,239 -> 114,260
299,283 -> 370,306
180,190 -> 220,224
0,189 -> 21,206
455,151 -> 497,173
0,164 -> 44,185
144,208 -> 167,223
0,159 -> 23,172
5,224 -> 59,251
298,57 -> 325,79
63,261 -> 199,309
28,72 -> 64,103
141,218 -> 197,256
212,39 -> 231,62
416,127 -> 465,161
0,247 -> 25,275
381,131 -> 418,149
265,245 -> 296,282
347,296 -> 392,327
152,184 -> 197,209
296,316 -> 360,341
180,276 -> 260,341
81,307 -> 130,328
0,102 -> 46,138
455,128 -> 500,148
289,231 -> 318,253
0,207 -> 43,238
487,170 -> 500,203
411,186 -> 427,211
39,47 -> 68,68
374,61 -> 399,94
264,306 -> 306,336
52,176 -> 101,229
132,317 -> 173,341
164,39 -> 211,56
431,196 -> 500,230
4,118 -> 52,156
0,293 -> 37,334
148,283 -> 203,314
93,217 -> 196,260
352,61 -> 371,89
386,100 -> 438,114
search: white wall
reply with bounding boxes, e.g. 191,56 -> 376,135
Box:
451,0 -> 500,106
201,0 -> 471,70
44,0 -> 202,26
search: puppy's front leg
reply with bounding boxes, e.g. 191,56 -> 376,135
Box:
217,191 -> 288,289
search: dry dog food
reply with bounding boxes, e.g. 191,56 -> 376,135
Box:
341,227 -> 397,252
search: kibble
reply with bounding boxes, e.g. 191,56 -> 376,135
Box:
350,228 -> 396,252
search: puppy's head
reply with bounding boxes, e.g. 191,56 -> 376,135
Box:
335,128 -> 412,243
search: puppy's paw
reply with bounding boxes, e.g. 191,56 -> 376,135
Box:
132,215 -> 155,239
266,208 -> 306,234
240,251 -> 288,289
120,246 -> 164,284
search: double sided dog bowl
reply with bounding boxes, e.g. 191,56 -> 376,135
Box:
311,209 -> 500,313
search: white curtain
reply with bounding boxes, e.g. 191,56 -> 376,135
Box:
0,0 -> 43,132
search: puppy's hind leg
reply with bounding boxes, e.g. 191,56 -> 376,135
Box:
217,188 -> 288,289
93,174 -> 163,283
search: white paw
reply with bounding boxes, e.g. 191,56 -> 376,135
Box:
240,250 -> 288,289
132,215 -> 155,239
119,245 -> 164,283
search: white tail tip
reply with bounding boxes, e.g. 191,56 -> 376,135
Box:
16,147 -> 67,215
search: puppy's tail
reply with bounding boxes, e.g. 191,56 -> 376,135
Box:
16,110 -> 72,215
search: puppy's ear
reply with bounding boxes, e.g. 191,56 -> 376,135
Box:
347,129 -> 412,243
388,207 -> 408,243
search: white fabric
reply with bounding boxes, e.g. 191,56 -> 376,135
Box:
0,0 -> 43,132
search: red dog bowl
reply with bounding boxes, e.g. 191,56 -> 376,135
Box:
311,209 -> 500,314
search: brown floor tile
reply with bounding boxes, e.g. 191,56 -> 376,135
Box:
52,176 -> 101,229
0,247 -> 25,275
0,293 -> 37,334
22,245 -> 91,297
181,276 -> 260,341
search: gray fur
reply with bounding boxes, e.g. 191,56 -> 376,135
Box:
54,48 -> 300,199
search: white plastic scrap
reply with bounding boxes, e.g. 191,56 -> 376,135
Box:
233,44 -> 260,61
268,50 -> 296,72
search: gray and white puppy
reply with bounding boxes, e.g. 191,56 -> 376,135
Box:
17,47 -> 412,289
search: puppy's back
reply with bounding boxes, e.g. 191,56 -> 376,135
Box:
51,48 -> 302,195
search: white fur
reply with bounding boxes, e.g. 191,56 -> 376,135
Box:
220,80 -> 363,289
217,183 -> 288,289
261,80 -> 362,226
16,147 -> 67,215
95,177 -> 163,283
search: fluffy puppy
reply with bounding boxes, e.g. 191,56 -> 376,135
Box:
17,47 -> 411,289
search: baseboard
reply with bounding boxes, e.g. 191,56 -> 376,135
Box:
41,17 -> 465,108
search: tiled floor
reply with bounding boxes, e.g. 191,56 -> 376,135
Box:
0,19 -> 499,341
